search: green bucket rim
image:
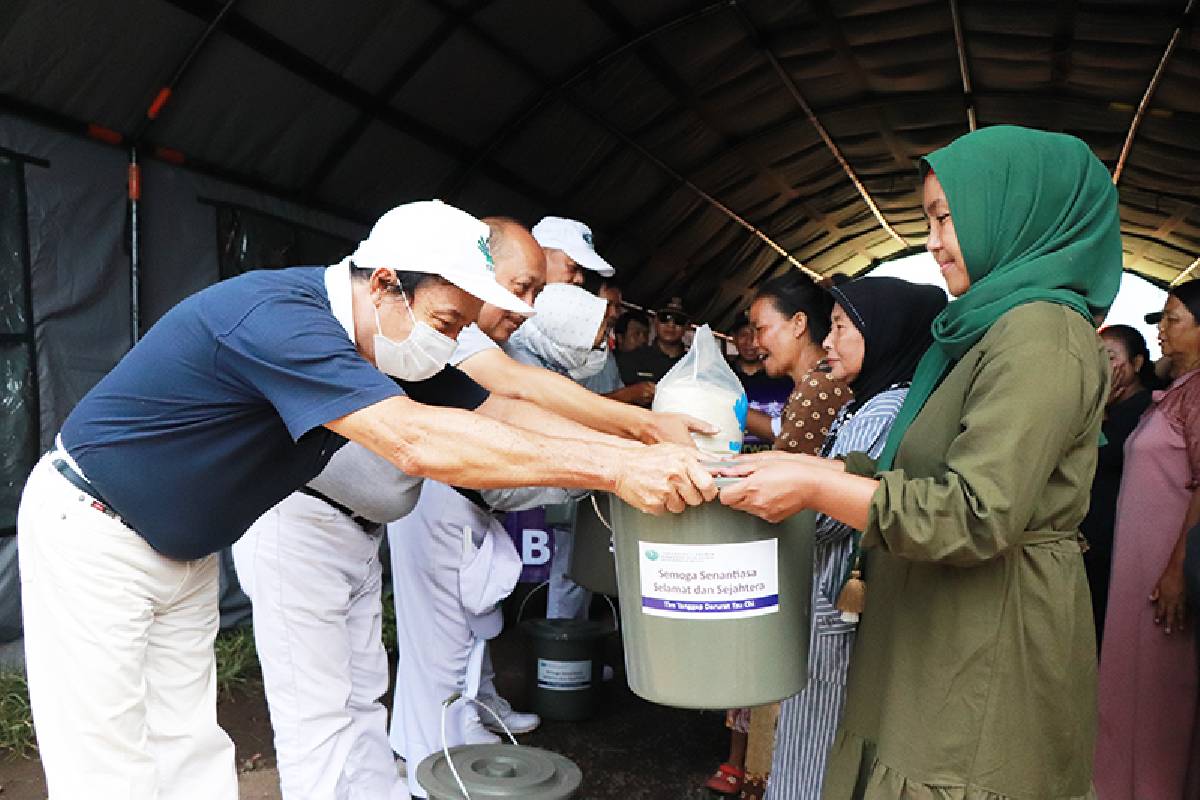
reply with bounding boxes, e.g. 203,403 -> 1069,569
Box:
519,618 -> 612,642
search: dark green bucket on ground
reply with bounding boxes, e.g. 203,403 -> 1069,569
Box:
519,618 -> 610,721
417,743 -> 582,799
609,499 -> 814,709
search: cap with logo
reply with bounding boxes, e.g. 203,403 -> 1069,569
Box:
530,216 -> 616,277
352,200 -> 533,314
656,296 -> 689,322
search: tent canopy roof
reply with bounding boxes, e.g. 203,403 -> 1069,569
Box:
1,0 -> 1197,322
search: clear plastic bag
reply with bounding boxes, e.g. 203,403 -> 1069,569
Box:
652,324 -> 748,457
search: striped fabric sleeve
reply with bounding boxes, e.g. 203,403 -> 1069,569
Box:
813,389 -> 908,540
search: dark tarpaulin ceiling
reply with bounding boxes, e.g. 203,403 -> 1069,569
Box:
0,0 -> 1197,326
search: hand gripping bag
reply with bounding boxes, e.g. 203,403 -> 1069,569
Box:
651,324 -> 748,457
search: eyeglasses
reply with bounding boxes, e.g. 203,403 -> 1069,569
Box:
656,312 -> 687,326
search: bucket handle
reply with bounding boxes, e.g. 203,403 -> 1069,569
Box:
515,577 -> 620,634
590,493 -> 613,533
587,496 -> 620,633
439,692 -> 519,800
515,579 -> 551,625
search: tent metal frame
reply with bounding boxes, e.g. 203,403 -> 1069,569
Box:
1113,0 -> 1196,186
3,0 -> 1196,326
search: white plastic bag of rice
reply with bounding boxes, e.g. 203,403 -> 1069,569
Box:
652,324 -> 748,457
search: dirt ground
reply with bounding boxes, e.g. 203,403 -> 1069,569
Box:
0,598 -> 731,799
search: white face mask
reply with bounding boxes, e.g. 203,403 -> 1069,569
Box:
568,343 -> 610,380
373,291 -> 457,382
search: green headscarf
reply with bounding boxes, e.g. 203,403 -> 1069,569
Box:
876,125 -> 1123,470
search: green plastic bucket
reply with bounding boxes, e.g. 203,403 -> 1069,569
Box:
609,499 -> 814,709
519,618 -> 610,721
417,743 -> 581,799
567,494 -> 619,596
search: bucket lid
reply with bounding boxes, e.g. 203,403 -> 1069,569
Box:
520,617 -> 611,642
417,743 -> 582,799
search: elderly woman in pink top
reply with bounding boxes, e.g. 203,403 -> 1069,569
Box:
1096,279 -> 1200,800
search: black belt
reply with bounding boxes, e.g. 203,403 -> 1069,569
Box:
452,486 -> 498,517
297,486 -> 382,534
52,458 -> 122,522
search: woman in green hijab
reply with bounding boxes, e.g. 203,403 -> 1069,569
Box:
720,125 -> 1121,799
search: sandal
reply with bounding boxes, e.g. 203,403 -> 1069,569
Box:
704,763 -> 745,795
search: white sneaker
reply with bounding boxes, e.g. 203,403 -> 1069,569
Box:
462,715 -> 503,745
477,693 -> 542,735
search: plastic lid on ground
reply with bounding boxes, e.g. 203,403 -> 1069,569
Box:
416,743 -> 583,799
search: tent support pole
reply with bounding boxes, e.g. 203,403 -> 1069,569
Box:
1172,255 -> 1200,287
128,146 -> 141,344
730,0 -> 910,250
1113,0 -> 1195,186
949,0 -> 977,132
134,0 -> 238,143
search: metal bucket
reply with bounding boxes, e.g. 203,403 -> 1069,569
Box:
567,494 -> 619,596
519,618 -> 609,722
417,743 -> 581,799
609,499 -> 814,708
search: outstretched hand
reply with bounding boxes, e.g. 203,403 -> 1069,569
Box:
640,411 -> 717,447
614,443 -> 719,514
716,458 -> 819,523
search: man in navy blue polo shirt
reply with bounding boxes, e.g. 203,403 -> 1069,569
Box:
17,200 -> 716,799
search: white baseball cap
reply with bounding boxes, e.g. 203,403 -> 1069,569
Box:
351,200 -> 533,314
531,216 -> 616,277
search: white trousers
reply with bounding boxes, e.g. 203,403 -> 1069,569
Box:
18,453 -> 236,800
232,492 -> 404,800
546,526 -> 591,620
388,482 -> 519,799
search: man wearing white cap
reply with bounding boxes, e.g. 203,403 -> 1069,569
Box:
17,200 -> 717,799
531,215 -> 616,286
386,220 -> 717,796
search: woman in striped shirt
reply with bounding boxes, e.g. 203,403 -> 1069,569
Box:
765,276 -> 945,800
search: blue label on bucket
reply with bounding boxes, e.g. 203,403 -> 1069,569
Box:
642,595 -> 779,614
639,539 -> 780,621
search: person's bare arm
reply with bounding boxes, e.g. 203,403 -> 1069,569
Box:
325,395 -> 717,514
459,348 -> 709,445
605,381 -> 655,407
474,394 -> 638,449
744,409 -> 776,441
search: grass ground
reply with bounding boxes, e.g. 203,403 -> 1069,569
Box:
0,624 -> 269,761
214,625 -> 261,699
0,671 -> 35,757
0,586 -> 401,764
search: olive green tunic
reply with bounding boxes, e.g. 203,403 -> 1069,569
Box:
821,303 -> 1107,800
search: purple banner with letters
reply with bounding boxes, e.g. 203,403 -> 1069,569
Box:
503,508 -> 554,584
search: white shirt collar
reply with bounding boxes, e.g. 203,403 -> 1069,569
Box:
324,259 -> 355,344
